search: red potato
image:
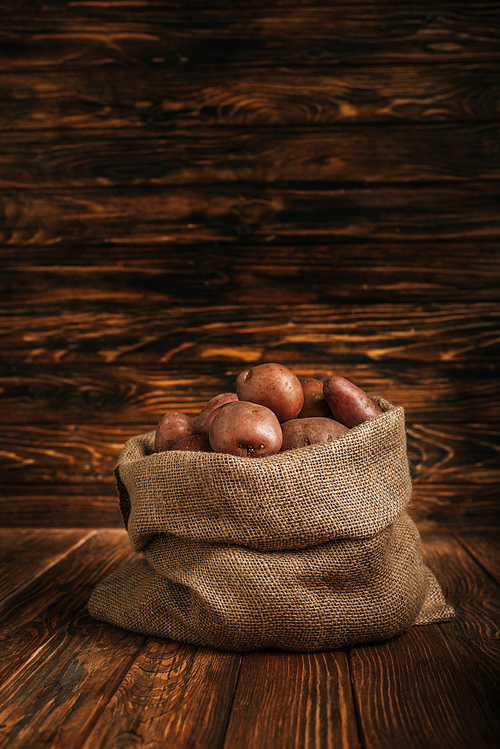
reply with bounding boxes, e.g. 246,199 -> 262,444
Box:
323,376 -> 382,428
281,417 -> 348,451
154,412 -> 196,453
297,377 -> 333,418
235,363 -> 304,422
209,400 -> 283,458
201,405 -> 226,436
195,392 -> 239,436
171,434 -> 213,452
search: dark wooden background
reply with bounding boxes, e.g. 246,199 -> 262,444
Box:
0,1 -> 499,533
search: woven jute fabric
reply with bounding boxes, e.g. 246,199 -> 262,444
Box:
88,398 -> 454,651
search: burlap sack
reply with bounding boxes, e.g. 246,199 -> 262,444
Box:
88,397 -> 454,651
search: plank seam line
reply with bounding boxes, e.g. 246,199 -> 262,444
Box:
347,648 -> 367,749
1,60 -> 500,72
1,123 -> 499,140
219,652 -> 244,748
5,119 -> 500,135
5,178 -> 500,189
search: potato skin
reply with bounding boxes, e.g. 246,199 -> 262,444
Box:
209,400 -> 283,457
281,417 -> 348,451
195,392 -> 239,436
154,412 -> 196,452
171,434 -> 213,452
235,363 -> 304,422
200,405 -> 226,436
298,377 -> 333,418
323,376 -> 382,428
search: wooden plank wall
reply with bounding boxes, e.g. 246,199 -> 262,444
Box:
0,0 -> 499,529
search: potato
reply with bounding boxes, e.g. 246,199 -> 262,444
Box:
200,405 -> 226,436
195,392 -> 239,436
235,363 -> 304,422
323,376 -> 382,428
281,417 -> 348,451
171,434 -> 213,452
298,377 -> 332,418
209,400 -> 282,457
154,412 -> 196,453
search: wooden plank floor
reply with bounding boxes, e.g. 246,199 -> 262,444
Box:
0,529 -> 497,748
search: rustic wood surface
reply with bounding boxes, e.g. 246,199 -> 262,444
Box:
0,529 -> 498,748
0,0 -> 498,746
2,5 -> 500,69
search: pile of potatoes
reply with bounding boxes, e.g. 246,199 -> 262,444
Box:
154,363 -> 383,458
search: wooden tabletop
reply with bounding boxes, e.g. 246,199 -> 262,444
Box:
0,528 -> 498,747
0,0 -> 499,746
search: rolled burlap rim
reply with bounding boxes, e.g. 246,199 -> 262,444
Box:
117,398 -> 413,553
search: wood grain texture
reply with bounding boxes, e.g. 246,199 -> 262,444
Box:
350,624 -> 498,749
1,301 -> 497,365
349,534 -> 500,749
1,362 -> 497,424
223,649 -> 359,749
1,63 -> 498,132
421,534 -> 500,735
1,242 -> 499,279
2,244 -> 500,306
0,529 -> 41,555
456,533 -> 500,585
0,530 -> 132,687
82,640 -> 241,748
0,485 -> 124,527
1,125 -> 499,187
406,422 -> 500,484
1,5 -> 500,71
408,485 -> 500,531
0,530 -> 495,746
0,529 -> 94,603
2,184 -> 499,247
0,612 -> 145,749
